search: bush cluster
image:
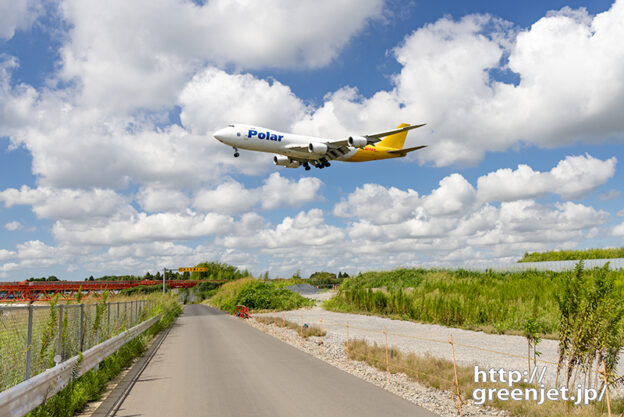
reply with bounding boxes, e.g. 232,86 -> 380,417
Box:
209,278 -> 313,313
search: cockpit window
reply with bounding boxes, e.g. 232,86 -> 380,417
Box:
228,124 -> 234,127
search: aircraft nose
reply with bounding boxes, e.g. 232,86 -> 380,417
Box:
213,127 -> 228,142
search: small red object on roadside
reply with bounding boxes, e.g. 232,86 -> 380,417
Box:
234,305 -> 250,319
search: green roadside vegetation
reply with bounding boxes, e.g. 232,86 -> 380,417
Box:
26,293 -> 182,417
348,338 -> 623,416
519,247 -> 624,262
207,277 -> 313,313
323,266 -> 624,337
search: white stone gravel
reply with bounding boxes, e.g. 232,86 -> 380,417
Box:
247,313 -> 508,417
253,307 -> 623,411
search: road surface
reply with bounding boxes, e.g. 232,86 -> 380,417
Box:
114,304 -> 438,417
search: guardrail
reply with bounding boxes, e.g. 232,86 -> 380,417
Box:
0,314 -> 161,417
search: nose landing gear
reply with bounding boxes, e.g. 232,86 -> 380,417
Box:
303,162 -> 311,171
233,147 -> 239,158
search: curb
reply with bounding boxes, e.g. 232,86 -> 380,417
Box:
92,320 -> 173,417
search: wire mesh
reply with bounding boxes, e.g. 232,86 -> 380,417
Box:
0,299 -> 152,392
27,306 -> 58,380
0,306 -> 30,391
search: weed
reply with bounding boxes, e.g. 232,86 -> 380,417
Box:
255,316 -> 326,338
347,338 -> 623,416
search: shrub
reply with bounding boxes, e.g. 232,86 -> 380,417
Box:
209,278 -> 313,313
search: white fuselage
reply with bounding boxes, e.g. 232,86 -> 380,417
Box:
213,123 -> 357,161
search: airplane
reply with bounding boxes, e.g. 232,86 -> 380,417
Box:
212,123 -> 426,170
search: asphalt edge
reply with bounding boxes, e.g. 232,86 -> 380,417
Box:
91,318 -> 173,417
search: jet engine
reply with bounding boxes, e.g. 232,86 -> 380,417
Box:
308,142 -> 329,154
273,155 -> 301,168
347,136 -> 367,148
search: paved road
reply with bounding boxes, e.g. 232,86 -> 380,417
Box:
114,304 -> 438,417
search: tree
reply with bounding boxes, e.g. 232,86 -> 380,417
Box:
190,262 -> 248,281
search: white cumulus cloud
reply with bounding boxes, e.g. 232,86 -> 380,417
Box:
57,0 -> 383,112
193,173 -> 322,214
5,221 -> 22,231
0,186 -> 132,220
477,154 -> 617,201
0,0 -> 44,40
296,2 -> 624,166
53,212 -> 233,245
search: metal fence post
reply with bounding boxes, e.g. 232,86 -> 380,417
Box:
79,303 -> 84,352
57,305 -> 64,361
107,302 -> 111,337
25,304 -> 34,380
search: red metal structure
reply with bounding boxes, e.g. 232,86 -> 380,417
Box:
0,280 -> 224,302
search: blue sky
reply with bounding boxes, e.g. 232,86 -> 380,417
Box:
1,0 -> 623,281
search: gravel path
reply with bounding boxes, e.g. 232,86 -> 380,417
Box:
256,308 -> 623,398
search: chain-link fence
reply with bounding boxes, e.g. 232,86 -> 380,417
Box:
0,299 -> 153,392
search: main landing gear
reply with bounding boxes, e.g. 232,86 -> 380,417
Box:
303,162 -> 311,171
312,158 -> 330,169
233,147 -> 239,158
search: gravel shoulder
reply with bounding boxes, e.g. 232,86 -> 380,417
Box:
248,311 -> 508,417
255,308 -> 623,398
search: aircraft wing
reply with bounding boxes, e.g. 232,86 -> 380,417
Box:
286,143 -> 353,161
286,123 -> 426,161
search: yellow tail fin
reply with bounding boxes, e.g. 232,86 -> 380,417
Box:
376,123 -> 410,149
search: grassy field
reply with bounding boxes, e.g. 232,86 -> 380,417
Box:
208,277 -> 313,313
519,248 -> 624,262
324,267 -> 624,336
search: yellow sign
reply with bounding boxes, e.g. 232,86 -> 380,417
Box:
178,267 -> 210,272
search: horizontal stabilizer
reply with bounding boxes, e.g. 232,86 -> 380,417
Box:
387,145 -> 427,156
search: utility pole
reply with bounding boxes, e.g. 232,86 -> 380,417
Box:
163,267 -> 167,294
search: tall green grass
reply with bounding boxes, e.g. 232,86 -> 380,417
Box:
208,278 -> 313,313
519,247 -> 624,262
324,267 -> 624,335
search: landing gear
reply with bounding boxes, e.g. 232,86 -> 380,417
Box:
303,162 -> 311,171
310,159 -> 331,169
233,147 -> 239,158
